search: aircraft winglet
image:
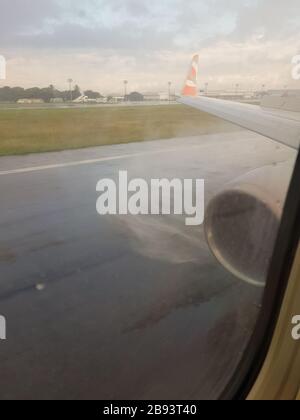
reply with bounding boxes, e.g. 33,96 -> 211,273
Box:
182,54 -> 199,97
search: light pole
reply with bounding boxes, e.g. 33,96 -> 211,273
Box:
235,83 -> 239,95
124,80 -> 128,101
68,78 -> 73,102
168,81 -> 172,103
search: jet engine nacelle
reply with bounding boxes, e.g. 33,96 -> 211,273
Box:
204,160 -> 294,287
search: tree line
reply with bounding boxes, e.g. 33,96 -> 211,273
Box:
0,85 -> 103,102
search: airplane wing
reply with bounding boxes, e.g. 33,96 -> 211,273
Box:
180,55 -> 300,287
179,55 -> 300,150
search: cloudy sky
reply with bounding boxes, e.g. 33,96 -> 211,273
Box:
1,0 -> 300,93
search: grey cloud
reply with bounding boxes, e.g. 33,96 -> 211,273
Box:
0,0 -> 59,36
2,0 -> 300,52
0,0 -> 233,52
216,0 -> 300,41
2,0 -> 300,92
14,23 -> 176,52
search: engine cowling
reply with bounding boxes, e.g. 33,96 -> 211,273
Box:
204,160 -> 294,286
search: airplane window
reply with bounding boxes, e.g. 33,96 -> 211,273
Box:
0,0 -> 300,401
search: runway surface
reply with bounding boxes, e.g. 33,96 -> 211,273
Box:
0,131 -> 295,399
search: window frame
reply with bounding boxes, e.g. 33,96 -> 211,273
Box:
220,149 -> 300,400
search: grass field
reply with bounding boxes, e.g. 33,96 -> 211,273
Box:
0,104 -> 241,156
